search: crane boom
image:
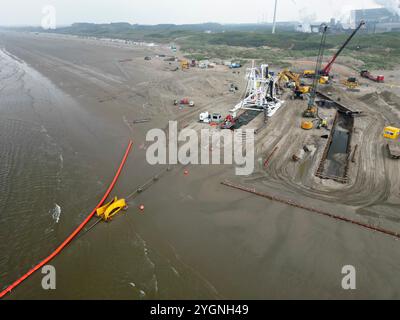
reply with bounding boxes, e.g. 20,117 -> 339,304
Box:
308,25 -> 328,110
322,20 -> 365,76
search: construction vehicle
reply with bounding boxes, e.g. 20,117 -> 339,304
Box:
303,70 -> 329,84
220,114 -> 236,129
301,118 -> 328,130
342,77 -> 360,90
322,21 -> 365,77
174,98 -> 195,107
199,112 -> 223,124
180,60 -> 190,70
199,112 -> 211,123
303,70 -> 315,78
303,21 -> 365,80
303,25 -> 328,119
230,62 -> 242,69
360,70 -> 385,83
278,69 -> 311,99
383,126 -> 400,140
301,121 -> 314,130
319,118 -> 328,129
383,127 -> 400,159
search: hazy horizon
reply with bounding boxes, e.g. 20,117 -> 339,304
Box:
0,0 -> 388,27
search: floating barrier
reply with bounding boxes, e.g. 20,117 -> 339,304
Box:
0,141 -> 133,299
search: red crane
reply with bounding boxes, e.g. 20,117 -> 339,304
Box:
321,20 -> 366,76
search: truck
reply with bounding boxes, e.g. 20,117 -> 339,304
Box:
220,115 -> 236,129
230,62 -> 242,69
174,98 -> 195,107
199,112 -> 223,124
383,126 -> 399,159
384,126 -> 400,140
360,70 -> 385,83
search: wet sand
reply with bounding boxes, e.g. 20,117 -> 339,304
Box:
1,31 -> 400,299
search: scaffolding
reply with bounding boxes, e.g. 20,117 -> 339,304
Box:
230,61 -> 284,120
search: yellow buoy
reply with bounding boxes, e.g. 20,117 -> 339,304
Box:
96,197 -> 128,222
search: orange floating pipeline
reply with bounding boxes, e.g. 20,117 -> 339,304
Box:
0,141 -> 133,299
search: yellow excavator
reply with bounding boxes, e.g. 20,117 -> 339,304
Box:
278,69 -> 311,99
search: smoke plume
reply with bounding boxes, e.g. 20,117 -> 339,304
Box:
375,0 -> 400,16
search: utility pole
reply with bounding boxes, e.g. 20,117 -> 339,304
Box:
272,0 -> 278,34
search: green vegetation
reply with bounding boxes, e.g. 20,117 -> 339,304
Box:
178,30 -> 400,70
8,22 -> 400,70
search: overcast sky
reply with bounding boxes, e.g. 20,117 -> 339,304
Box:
0,0 -> 383,26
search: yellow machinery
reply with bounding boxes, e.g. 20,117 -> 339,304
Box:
342,77 -> 359,90
303,71 -> 329,84
320,118 -> 328,128
278,69 -> 310,99
303,70 -> 315,78
319,76 -> 329,85
180,60 -> 190,70
384,126 -> 400,140
301,121 -> 314,130
303,105 -> 318,118
301,118 -> 328,130
97,197 -> 128,222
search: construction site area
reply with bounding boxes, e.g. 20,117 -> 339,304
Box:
1,24 -> 400,300
174,22 -> 400,229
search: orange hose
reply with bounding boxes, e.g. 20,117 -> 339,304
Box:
0,141 -> 133,299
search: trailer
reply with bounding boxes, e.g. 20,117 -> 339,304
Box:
174,98 -> 195,107
360,70 -> 385,83
387,142 -> 400,159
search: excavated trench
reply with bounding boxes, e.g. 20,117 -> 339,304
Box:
324,113 -> 353,178
315,96 -> 354,183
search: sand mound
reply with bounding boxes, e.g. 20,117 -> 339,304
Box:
381,91 -> 400,110
358,92 -> 380,104
359,91 -> 400,110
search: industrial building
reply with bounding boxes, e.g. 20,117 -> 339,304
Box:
351,7 -> 400,33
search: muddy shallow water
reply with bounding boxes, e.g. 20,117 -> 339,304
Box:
0,41 -> 216,299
